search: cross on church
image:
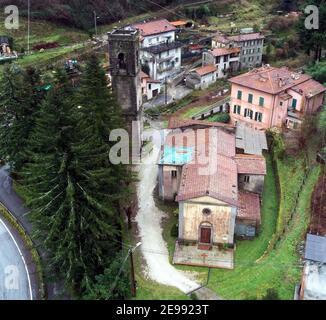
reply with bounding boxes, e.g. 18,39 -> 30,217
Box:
200,253 -> 208,264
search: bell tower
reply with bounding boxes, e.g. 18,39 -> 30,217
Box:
108,28 -> 143,162
108,28 -> 142,116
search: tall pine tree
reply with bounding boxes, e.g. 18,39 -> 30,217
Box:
297,0 -> 326,61
23,57 -> 134,297
0,65 -> 43,171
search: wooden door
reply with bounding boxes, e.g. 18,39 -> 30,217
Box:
200,227 -> 211,244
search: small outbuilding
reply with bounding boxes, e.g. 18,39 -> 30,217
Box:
186,65 -> 217,90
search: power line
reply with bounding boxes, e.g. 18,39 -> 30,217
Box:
141,0 -> 188,20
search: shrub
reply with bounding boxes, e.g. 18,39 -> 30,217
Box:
306,61 -> 326,84
32,42 -> 59,51
208,113 -> 230,123
262,288 -> 280,300
266,16 -> 297,33
170,223 -> 179,238
190,293 -> 199,300
269,131 -> 285,160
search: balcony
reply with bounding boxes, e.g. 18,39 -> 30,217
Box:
287,109 -> 304,120
158,64 -> 174,73
157,55 -> 174,64
286,110 -> 304,129
141,41 -> 183,55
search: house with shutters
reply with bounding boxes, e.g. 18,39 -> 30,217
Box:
131,19 -> 182,82
212,32 -> 265,70
158,118 -> 267,268
229,66 -> 326,130
202,47 -> 240,79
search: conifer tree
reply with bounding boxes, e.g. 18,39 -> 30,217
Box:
23,59 -> 134,296
0,65 -> 43,171
74,54 -> 134,212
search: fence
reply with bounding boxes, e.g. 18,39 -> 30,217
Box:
191,96 -> 231,120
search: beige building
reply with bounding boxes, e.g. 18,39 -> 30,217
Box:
159,119 -> 267,269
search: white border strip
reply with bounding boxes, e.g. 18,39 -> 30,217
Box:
0,217 -> 33,300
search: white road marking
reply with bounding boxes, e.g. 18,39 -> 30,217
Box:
0,217 -> 33,300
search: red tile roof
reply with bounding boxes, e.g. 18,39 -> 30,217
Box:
229,66 -> 312,95
140,71 -> 160,83
291,78 -> 326,98
176,156 -> 238,206
212,34 -> 230,44
227,32 -> 265,42
162,125 -> 266,206
133,19 -> 176,37
237,191 -> 261,222
209,47 -> 240,57
140,71 -> 149,79
164,128 -> 236,159
195,65 -> 217,76
168,118 -> 234,130
234,154 -> 267,175
170,20 -> 187,27
189,44 -> 204,50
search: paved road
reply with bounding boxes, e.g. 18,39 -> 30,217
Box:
0,165 -> 69,299
0,166 -> 31,234
0,217 -> 32,300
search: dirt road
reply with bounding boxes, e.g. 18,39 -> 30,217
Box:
135,126 -> 200,294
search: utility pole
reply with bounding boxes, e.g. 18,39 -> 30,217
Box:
130,249 -> 136,296
107,242 -> 141,299
130,242 -> 141,297
165,77 -> 168,105
27,0 -> 30,54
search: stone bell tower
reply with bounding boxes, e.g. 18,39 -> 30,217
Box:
108,28 -> 143,162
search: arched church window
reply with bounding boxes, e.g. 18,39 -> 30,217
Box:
118,52 -> 126,70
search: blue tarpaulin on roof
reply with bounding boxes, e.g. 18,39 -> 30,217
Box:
159,146 -> 194,165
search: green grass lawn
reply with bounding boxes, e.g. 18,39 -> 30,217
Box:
204,1 -> 273,33
160,153 -> 321,300
0,14 -> 88,50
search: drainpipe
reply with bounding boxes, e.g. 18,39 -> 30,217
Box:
270,94 -> 276,127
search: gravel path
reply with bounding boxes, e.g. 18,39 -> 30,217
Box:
136,127 -> 200,294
